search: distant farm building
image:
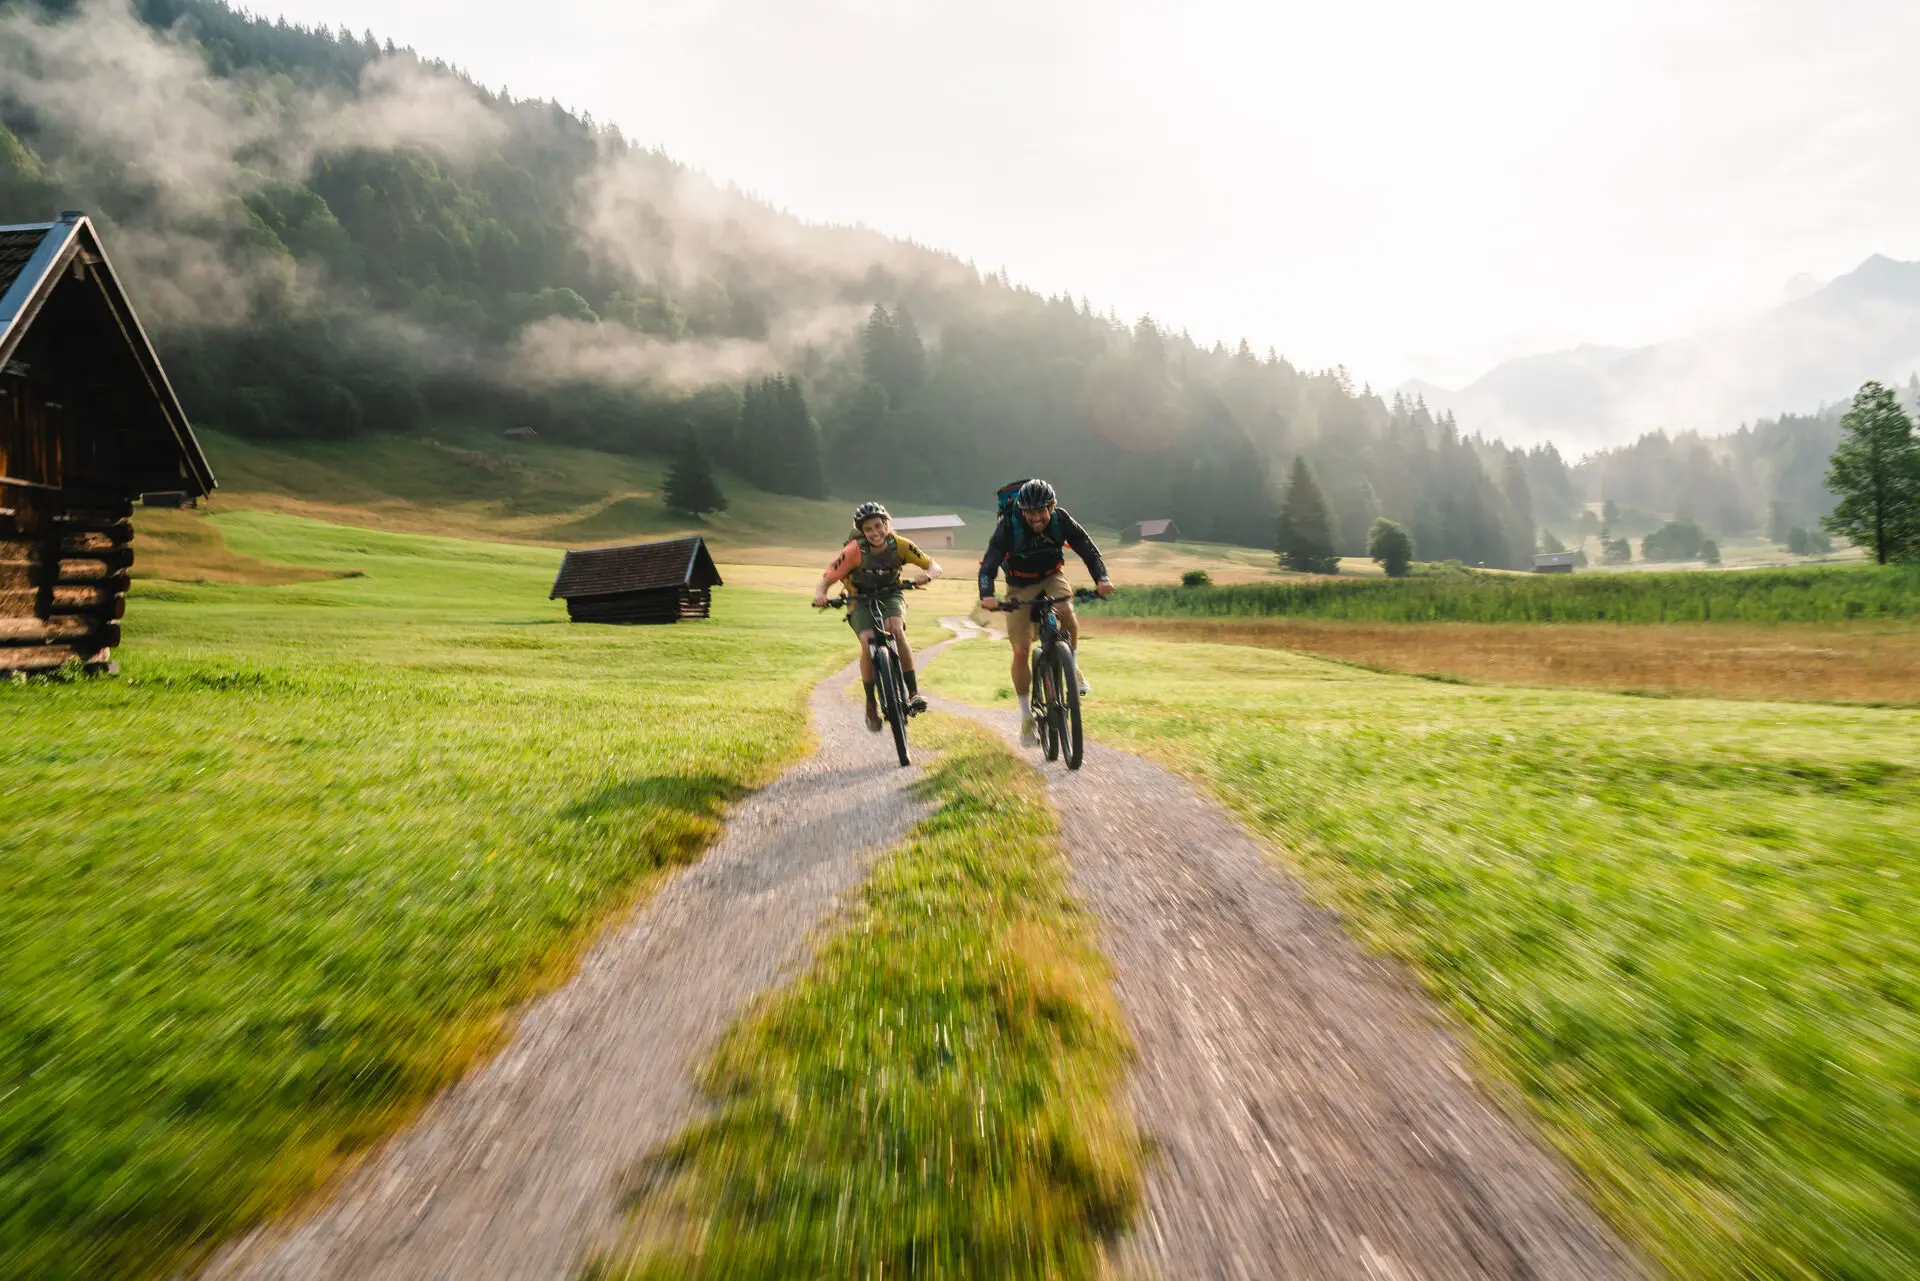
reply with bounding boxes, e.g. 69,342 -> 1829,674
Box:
1122,519 -> 1180,544
1532,551 -> 1579,573
503,426 -> 538,441
890,514 -> 965,548
1,213 -> 216,676
550,535 -> 723,623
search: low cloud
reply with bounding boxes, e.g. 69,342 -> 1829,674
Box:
509,301 -> 870,392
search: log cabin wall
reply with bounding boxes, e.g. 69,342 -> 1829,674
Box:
1,295 -> 132,675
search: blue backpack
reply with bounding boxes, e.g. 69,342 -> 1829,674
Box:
993,478 -> 1059,551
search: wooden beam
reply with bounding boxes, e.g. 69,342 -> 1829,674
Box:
0,615 -> 96,642
56,557 -> 133,584
0,644 -> 98,671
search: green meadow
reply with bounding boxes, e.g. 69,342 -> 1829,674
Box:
932,635 -> 1920,1279
1094,562 -> 1920,623
0,512 -> 849,1281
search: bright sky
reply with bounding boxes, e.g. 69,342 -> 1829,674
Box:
258,0 -> 1920,389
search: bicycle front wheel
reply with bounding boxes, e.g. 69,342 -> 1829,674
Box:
1032,644 -> 1060,761
875,644 -> 911,767
1053,644 -> 1084,770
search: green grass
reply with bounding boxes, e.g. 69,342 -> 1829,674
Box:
932,636 -> 1920,1278
1092,562 -> 1920,623
591,718 -> 1142,1279
198,423 -> 1002,556
0,511 -> 851,1281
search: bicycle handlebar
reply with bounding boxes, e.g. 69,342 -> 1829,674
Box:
819,580 -> 926,609
990,587 -> 1104,612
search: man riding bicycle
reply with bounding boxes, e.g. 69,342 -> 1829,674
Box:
977,479 -> 1114,746
815,501 -> 942,731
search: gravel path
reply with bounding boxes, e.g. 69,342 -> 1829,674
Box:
930,681 -> 1639,1279
199,661 -> 936,1281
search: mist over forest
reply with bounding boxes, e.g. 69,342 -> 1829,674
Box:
0,0 -> 1858,563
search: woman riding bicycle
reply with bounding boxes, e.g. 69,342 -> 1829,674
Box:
977,479 -> 1113,746
814,501 -> 942,731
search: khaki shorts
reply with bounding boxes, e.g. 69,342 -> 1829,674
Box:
848,590 -> 905,636
1005,574 -> 1072,649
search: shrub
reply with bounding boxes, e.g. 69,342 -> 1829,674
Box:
1181,569 -> 1212,588
1367,518 -> 1415,578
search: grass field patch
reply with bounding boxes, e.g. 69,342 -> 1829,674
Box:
0,513 -> 850,1281
931,636 -> 1920,1278
1094,563 -> 1920,623
1080,615 -> 1920,705
592,718 -> 1142,1279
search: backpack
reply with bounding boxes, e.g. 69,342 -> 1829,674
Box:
993,478 -> 1059,553
994,478 -> 1032,523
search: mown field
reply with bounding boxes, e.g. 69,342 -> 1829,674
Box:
931,636 -> 1920,1278
0,511 -> 853,1280
1080,615 -> 1920,705
1095,562 -> 1920,623
595,719 -> 1141,1279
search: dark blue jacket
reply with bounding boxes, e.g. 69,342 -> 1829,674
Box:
977,509 -> 1108,598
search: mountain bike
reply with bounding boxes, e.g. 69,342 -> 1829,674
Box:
820,581 -> 924,768
997,588 -> 1101,770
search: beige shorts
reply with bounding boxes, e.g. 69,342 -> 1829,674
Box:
1005,574 -> 1073,649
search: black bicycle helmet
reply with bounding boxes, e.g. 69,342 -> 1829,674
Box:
1015,479 -> 1056,510
853,501 -> 890,525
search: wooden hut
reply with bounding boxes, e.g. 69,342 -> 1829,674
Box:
1531,551 -> 1579,574
550,536 -> 723,623
890,514 -> 965,549
1,213 -> 216,676
1122,518 -> 1181,544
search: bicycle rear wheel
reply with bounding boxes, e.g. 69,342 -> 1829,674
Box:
1053,644 -> 1084,770
874,644 -> 911,767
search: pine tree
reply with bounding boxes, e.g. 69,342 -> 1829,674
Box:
664,429 -> 726,517
1276,457 -> 1340,573
1822,380 -> 1920,563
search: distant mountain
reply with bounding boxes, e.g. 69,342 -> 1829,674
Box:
1405,255 -> 1920,455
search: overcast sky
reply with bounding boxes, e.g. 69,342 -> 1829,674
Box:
257,0 -> 1920,390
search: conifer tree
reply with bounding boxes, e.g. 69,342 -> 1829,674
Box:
1276,456 -> 1340,573
664,429 -> 726,517
1822,380 -> 1920,563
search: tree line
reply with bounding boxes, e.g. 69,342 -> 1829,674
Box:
0,0 -> 1867,567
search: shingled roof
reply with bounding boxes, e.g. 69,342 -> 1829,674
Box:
0,227 -> 47,300
550,536 -> 723,599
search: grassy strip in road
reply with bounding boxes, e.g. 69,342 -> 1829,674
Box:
932,636 -> 1920,1279
0,512 -> 848,1281
593,718 -> 1142,1279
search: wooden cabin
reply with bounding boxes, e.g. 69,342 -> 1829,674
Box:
1531,551 -> 1579,574
1122,518 -> 1181,544
1,213 -> 216,676
550,536 -> 723,623
890,513 -> 965,549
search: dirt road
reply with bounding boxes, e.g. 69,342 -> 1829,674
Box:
200,663 -> 936,1281
203,631 -> 1637,1280
931,686 -> 1638,1279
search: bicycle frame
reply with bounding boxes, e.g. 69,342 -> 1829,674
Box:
996,589 -> 1098,769
821,581 -> 923,767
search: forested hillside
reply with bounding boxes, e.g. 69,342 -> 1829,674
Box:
0,0 -> 1833,565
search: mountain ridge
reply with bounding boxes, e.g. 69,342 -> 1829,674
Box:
1404,254 -> 1920,455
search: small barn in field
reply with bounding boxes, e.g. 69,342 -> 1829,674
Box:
1122,519 -> 1180,544
550,536 -> 723,623
1532,551 -> 1579,574
890,513 -> 965,548
2,213 -> 216,676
